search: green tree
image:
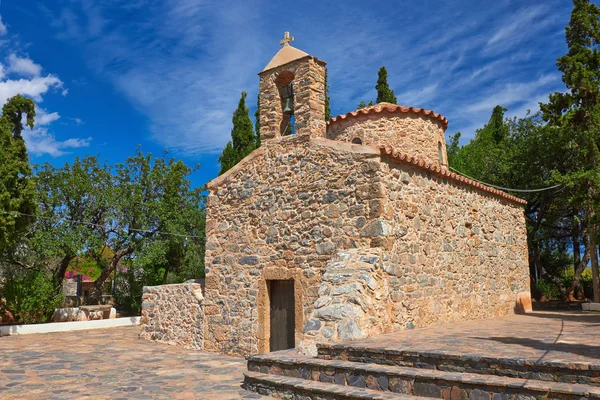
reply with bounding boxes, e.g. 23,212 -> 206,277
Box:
2,94 -> 35,139
255,93 -> 261,147
3,151 -> 206,308
448,108 -> 581,300
540,0 -> 600,301
357,100 -> 373,109
376,66 -> 397,104
0,95 -> 36,254
448,105 -> 513,185
85,151 -> 205,304
325,70 -> 331,121
2,268 -> 63,323
218,91 -> 259,175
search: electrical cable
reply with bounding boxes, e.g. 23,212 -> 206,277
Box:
448,166 -> 563,193
0,210 -> 203,239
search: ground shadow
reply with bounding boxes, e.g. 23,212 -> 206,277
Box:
524,311 -> 600,324
475,336 -> 600,361
474,311 -> 600,362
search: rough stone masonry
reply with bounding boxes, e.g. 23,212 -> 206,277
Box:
140,33 -> 531,357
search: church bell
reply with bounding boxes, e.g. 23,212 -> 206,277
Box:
282,83 -> 294,114
283,97 -> 294,114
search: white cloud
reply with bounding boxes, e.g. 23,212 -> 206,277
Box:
41,0 -> 573,155
0,16 -> 7,36
465,75 -> 559,113
22,127 -> 91,157
36,107 -> 60,126
0,40 -> 91,158
485,6 -> 558,56
7,54 -> 42,77
0,75 -> 64,103
401,84 -> 440,108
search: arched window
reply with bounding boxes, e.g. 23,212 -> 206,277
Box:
351,138 -> 362,145
438,142 -> 444,164
275,71 -> 295,136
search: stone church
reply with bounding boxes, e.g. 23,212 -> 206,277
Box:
140,33 -> 531,357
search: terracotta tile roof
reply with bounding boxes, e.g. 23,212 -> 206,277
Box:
329,102 -> 449,130
380,146 -> 527,205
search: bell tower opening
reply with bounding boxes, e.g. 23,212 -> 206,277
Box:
258,32 -> 327,143
275,70 -> 295,136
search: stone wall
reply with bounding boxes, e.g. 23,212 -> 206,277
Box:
259,57 -> 327,142
139,283 -> 204,349
298,249 -> 394,356
204,134 -> 529,356
204,135 -> 386,356
327,108 -> 448,168
381,159 -> 530,330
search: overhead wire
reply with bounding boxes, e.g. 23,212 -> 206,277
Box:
448,166 -> 563,193
0,210 -> 203,239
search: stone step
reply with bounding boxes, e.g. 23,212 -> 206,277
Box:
244,371 -> 425,399
317,343 -> 600,386
247,351 -> 600,399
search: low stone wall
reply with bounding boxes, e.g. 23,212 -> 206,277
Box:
139,283 -> 205,349
52,306 -> 116,322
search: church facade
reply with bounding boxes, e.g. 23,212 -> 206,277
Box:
141,34 -> 531,357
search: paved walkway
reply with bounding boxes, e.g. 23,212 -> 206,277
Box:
0,327 -> 266,399
1,311 -> 598,399
330,311 -> 600,367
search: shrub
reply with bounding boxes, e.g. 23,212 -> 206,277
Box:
536,279 -> 561,300
113,268 -> 156,315
2,269 -> 63,324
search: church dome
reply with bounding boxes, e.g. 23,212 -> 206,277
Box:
326,102 -> 449,168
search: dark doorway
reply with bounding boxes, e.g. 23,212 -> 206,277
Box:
269,280 -> 295,351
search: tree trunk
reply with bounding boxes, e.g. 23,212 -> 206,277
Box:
162,266 -> 170,284
85,246 -> 132,305
569,218 -> 587,300
591,223 -> 600,303
54,255 -> 75,288
533,240 -> 568,299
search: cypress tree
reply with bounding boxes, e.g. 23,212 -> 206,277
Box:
376,66 -> 397,104
324,70 -> 331,121
357,100 -> 373,109
0,95 -> 36,253
218,91 -> 259,175
254,93 -> 261,147
540,0 -> 600,301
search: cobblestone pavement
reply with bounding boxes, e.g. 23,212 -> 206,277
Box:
0,326 -> 267,400
326,311 -> 600,367
2,312 -> 599,399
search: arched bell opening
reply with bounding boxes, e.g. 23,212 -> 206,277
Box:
275,70 -> 295,136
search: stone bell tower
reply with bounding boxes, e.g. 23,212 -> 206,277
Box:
258,32 -> 327,142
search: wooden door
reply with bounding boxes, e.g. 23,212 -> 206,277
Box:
269,280 -> 295,351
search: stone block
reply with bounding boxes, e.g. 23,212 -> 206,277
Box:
414,382 -> 441,398
51,308 -> 80,322
587,303 -> 600,312
515,291 -> 532,314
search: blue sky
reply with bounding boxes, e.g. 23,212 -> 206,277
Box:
0,0 -> 578,188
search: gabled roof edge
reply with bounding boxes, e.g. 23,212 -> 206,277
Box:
380,145 -> 527,205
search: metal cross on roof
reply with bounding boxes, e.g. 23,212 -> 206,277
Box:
280,31 -> 294,46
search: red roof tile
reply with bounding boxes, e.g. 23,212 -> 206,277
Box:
380,145 -> 527,205
329,102 -> 449,130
